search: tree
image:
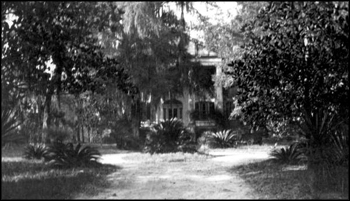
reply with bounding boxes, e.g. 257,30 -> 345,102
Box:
2,2 -> 135,143
106,2 -> 199,137
225,2 -> 348,143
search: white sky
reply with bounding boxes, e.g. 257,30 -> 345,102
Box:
167,2 -> 241,42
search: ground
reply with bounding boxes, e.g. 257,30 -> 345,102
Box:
75,148 -> 271,199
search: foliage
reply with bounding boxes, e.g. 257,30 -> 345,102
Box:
270,143 -> 303,165
2,2 -> 137,143
238,133 -> 263,146
143,118 -> 192,154
189,66 -> 215,97
45,127 -> 71,143
208,129 -> 239,148
2,2 -> 135,95
23,143 -> 48,160
225,2 -> 349,147
45,141 -> 101,168
330,129 -> 349,167
120,135 -> 144,151
1,106 -> 23,147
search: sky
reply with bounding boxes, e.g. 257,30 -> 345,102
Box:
166,2 -> 241,41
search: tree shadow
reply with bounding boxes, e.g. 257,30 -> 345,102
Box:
227,159 -> 349,199
1,160 -> 122,199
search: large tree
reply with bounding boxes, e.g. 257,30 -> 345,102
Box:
225,2 -> 348,144
2,2 -> 135,143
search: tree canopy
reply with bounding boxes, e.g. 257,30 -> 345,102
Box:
1,2 -> 138,142
225,2 -> 348,140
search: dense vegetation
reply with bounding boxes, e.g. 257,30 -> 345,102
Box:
225,1 -> 348,197
1,1 -> 348,199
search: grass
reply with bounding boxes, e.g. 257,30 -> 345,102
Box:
230,159 -> 349,199
1,143 -> 121,199
3,142 -> 348,199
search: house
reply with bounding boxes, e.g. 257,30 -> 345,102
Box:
140,41 -> 237,130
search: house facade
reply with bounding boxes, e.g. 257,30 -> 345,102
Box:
140,41 -> 237,129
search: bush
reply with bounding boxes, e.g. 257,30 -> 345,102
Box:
45,127 -> 71,143
143,118 -> 192,154
45,141 -> 101,168
270,143 -> 303,165
1,107 -> 23,147
208,129 -> 239,148
197,131 -> 217,149
23,143 -> 48,160
119,135 -> 143,151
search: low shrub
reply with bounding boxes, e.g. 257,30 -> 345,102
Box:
143,118 -> 193,154
45,141 -> 101,168
23,143 -> 48,160
208,129 -> 239,148
270,143 -> 304,165
197,131 -> 217,149
119,135 -> 143,151
45,127 -> 71,143
1,106 -> 24,147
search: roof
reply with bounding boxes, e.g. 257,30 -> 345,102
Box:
187,41 -> 222,66
187,41 -> 218,58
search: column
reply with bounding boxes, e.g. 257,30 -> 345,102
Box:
215,63 -> 224,113
182,87 -> 190,126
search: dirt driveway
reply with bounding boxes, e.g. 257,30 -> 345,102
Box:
76,149 -> 271,199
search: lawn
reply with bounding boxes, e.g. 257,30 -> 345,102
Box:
2,143 -> 348,199
1,144 -> 120,199
230,154 -> 349,199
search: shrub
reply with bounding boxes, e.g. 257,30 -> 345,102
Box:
45,127 -> 71,143
45,141 -> 101,168
239,133 -> 263,145
197,131 -> 217,149
270,143 -> 303,165
209,129 -> 239,148
119,135 -> 143,151
143,118 -> 192,154
23,143 -> 48,160
1,107 -> 23,147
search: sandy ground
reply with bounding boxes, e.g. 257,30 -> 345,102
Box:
75,149 -> 271,199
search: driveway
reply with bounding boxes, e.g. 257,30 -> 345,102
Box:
75,149 -> 271,199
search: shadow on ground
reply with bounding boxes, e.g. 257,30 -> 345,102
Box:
1,160 -> 121,199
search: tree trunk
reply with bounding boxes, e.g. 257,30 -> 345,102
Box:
81,125 -> 85,143
42,93 -> 52,143
88,126 -> 91,143
76,122 -> 81,143
131,98 -> 141,138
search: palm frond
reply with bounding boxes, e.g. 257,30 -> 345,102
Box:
1,107 -> 23,146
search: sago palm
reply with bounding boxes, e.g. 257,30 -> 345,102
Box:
209,129 -> 238,148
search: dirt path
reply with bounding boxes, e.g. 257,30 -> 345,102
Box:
76,150 -> 270,199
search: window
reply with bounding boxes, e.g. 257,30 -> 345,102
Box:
194,101 -> 214,119
163,99 -> 183,120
